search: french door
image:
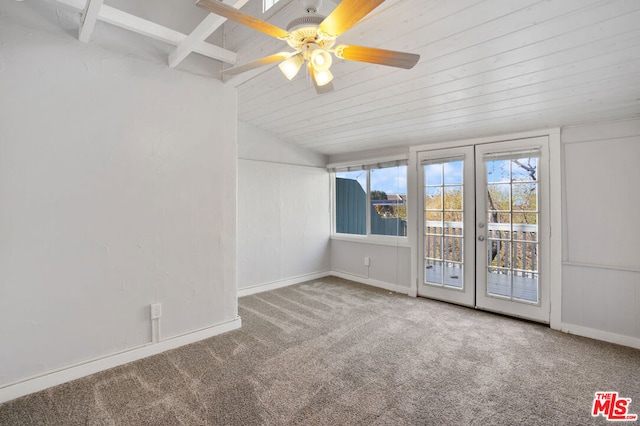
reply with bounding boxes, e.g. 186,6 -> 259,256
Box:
417,137 -> 550,323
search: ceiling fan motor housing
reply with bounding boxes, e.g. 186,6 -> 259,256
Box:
285,15 -> 335,50
286,15 -> 324,32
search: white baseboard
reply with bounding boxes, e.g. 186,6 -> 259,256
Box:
0,317 -> 242,404
330,271 -> 411,295
238,271 -> 411,297
559,322 -> 640,350
238,271 -> 331,297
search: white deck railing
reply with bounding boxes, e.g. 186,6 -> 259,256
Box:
424,221 -> 538,274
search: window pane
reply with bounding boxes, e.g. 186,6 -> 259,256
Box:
487,268 -> 512,298
425,235 -> 442,259
488,211 -> 511,226
513,272 -> 538,303
444,220 -> 463,237
425,187 -> 442,210
335,170 -> 366,235
425,260 -> 443,285
444,186 -> 463,210
488,240 -> 511,268
424,164 -> 442,186
486,159 -> 510,183
370,165 -> 407,236
512,183 -> 537,211
443,236 -> 463,261
444,264 -> 463,288
426,211 -> 442,223
444,211 -> 463,223
513,212 -> 537,225
443,160 -> 463,184
511,157 -> 537,182
487,184 -> 510,211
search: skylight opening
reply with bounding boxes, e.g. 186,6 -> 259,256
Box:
263,0 -> 281,13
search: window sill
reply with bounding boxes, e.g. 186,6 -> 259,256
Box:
330,234 -> 410,248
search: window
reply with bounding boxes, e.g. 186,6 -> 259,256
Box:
335,169 -> 367,235
263,0 -> 281,13
334,161 -> 408,237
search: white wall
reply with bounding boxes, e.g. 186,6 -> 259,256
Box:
560,118 -> 640,347
238,121 -> 327,167
0,0 -> 238,394
237,122 -> 330,294
331,241 -> 412,293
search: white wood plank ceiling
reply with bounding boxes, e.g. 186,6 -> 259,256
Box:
29,0 -> 640,156
229,0 -> 640,155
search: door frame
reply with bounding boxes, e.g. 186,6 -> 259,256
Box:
408,129 -> 562,328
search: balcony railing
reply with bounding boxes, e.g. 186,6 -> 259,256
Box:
424,221 -> 539,302
425,221 -> 537,271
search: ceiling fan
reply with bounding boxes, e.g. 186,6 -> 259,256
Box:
196,0 -> 420,94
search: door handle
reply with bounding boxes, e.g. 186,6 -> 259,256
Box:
478,235 -> 485,241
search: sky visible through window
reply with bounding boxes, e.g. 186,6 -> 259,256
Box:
338,166 -> 407,194
371,165 -> 407,194
424,161 -> 463,186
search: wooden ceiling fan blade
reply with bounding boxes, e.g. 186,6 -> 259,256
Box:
196,0 -> 289,39
222,52 -> 291,75
335,44 -> 420,69
319,0 -> 385,37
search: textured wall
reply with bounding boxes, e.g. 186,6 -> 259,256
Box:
0,1 -> 238,386
330,240 -> 412,292
237,123 -> 330,291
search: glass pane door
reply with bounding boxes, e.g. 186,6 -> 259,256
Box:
424,159 -> 464,288
475,138 -> 550,323
485,153 -> 539,302
418,146 -> 474,307
416,138 -> 550,323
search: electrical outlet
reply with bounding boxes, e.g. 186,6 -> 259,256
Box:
150,303 -> 162,319
364,257 -> 370,266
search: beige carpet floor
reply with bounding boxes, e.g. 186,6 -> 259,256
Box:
1,277 -> 639,425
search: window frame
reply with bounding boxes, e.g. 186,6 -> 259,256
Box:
262,0 -> 281,14
330,156 -> 410,247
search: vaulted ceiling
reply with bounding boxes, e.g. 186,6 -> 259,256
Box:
24,0 -> 640,155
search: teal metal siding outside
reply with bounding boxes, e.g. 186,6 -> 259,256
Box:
336,178 -> 366,235
336,178 -> 407,236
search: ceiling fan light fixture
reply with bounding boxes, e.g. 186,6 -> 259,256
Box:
278,54 -> 304,80
312,68 -> 333,86
310,48 -> 332,72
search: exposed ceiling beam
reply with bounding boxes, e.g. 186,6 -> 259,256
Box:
98,6 -> 237,64
78,0 -> 103,42
53,0 -> 237,64
168,0 -> 250,69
